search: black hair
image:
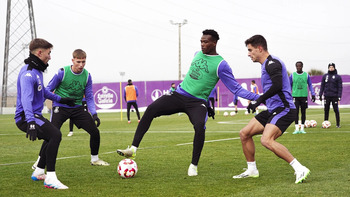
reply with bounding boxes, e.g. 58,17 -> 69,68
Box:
245,35 -> 268,51
296,61 -> 303,67
328,63 -> 335,68
202,29 -> 220,41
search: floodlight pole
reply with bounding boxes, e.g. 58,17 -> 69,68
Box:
170,19 -> 187,80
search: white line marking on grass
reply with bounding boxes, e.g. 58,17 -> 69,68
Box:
176,137 -> 241,146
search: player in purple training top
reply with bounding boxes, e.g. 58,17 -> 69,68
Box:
233,35 -> 310,184
14,38 -> 75,189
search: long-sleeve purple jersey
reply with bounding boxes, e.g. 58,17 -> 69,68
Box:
15,65 -> 61,123
261,55 -> 295,112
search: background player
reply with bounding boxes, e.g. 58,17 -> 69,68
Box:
289,61 -> 316,134
319,63 -> 343,128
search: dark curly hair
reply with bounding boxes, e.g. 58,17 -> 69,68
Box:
202,29 -> 220,41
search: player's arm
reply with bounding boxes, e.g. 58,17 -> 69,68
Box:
338,76 -> 343,99
257,61 -> 283,104
289,74 -> 293,93
123,88 -> 126,101
319,75 -> 326,97
46,68 -> 64,92
218,61 -> 259,101
307,74 -> 315,96
135,86 -> 139,98
85,74 -> 97,115
20,71 -> 35,123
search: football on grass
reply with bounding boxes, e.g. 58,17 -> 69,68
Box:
304,120 -> 311,128
322,121 -> 331,129
309,120 -> 317,128
118,159 -> 138,178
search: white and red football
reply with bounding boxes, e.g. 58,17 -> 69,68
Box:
118,159 -> 138,178
322,121 -> 331,129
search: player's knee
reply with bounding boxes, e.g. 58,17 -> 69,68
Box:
239,128 -> 250,140
89,129 -> 100,138
193,121 -> 205,132
51,131 -> 62,143
260,137 -> 272,149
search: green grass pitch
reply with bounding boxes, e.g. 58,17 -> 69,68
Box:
1,108 -> 349,196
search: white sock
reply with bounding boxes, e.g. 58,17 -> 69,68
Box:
190,163 -> 197,169
130,145 -> 138,152
247,161 -> 257,171
33,167 -> 45,175
46,171 -> 58,182
290,158 -> 303,172
91,155 -> 99,162
300,124 -> 304,130
295,124 -> 299,130
36,156 -> 41,163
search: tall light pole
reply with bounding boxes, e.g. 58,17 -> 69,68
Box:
170,19 -> 187,80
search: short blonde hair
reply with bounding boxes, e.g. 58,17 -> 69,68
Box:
72,49 -> 86,59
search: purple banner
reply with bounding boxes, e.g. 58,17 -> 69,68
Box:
92,75 -> 350,111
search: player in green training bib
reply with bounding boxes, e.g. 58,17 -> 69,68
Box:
117,29 -> 260,176
32,49 -> 109,170
289,61 -> 316,134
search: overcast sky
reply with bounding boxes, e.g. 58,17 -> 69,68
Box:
1,0 -> 349,85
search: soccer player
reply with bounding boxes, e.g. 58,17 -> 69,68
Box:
319,63 -> 343,128
124,79 -> 141,123
246,80 -> 260,114
289,61 -> 316,134
15,38 -> 75,189
233,35 -> 310,184
117,29 -> 260,176
33,49 -> 109,167
169,83 -> 176,93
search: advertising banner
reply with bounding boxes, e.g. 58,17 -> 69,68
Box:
93,75 -> 350,112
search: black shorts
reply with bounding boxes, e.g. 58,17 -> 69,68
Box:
51,106 -> 96,130
255,107 -> 296,133
293,97 -> 308,109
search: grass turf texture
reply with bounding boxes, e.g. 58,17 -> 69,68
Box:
1,108 -> 349,196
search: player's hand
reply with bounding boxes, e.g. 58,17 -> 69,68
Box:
247,100 -> 259,114
311,95 -> 316,103
59,97 -> 76,107
319,96 -> 322,102
207,107 -> 215,119
93,114 -> 100,127
26,121 -> 38,141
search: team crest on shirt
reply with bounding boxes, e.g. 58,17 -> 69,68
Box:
54,107 -> 59,113
189,58 -> 209,80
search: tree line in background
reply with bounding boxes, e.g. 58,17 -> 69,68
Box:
287,69 -> 324,76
